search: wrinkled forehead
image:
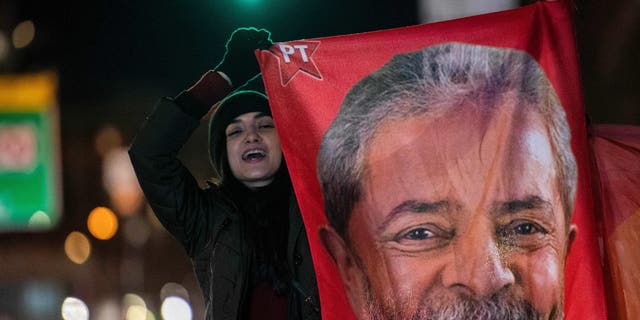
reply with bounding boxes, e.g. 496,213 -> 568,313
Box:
354,105 -> 564,241
362,100 -> 557,195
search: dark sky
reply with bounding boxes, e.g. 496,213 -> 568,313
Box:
10,0 -> 418,104
1,0 -> 417,164
6,0 -> 640,125
2,0 -> 419,233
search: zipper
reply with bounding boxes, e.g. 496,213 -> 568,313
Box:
292,280 -> 320,313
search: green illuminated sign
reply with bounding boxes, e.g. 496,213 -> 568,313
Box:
0,72 -> 61,230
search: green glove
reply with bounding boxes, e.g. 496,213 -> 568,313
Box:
215,27 -> 273,87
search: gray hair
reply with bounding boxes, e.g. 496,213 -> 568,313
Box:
317,42 -> 577,238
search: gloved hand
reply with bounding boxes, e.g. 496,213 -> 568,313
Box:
215,27 -> 273,88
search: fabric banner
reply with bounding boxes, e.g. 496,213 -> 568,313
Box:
590,124 -> 640,320
258,2 -> 607,319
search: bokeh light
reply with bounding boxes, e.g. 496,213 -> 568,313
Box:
161,297 -> 192,320
12,20 -> 35,49
87,206 -> 118,240
64,231 -> 91,264
94,125 -> 123,157
126,305 -> 148,320
123,293 -> 152,320
123,293 -> 145,308
418,0 -> 517,23
160,282 -> 189,301
61,297 -> 89,320
28,210 -> 51,229
103,148 -> 144,216
23,281 -> 64,317
94,298 -> 120,320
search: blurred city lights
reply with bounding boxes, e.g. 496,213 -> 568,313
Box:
0,123 -> 37,171
28,210 -> 52,229
103,148 -> 144,216
123,293 -> 152,320
64,231 -> 91,264
94,125 -> 123,157
94,299 -> 120,320
12,20 -> 35,49
126,305 -> 148,320
123,293 -> 146,307
418,0 -> 517,23
23,281 -> 64,317
161,296 -> 192,320
87,206 -> 118,240
160,282 -> 189,301
61,297 -> 89,320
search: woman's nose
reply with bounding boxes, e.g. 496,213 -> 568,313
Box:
243,127 -> 261,143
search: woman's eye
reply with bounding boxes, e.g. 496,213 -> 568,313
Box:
226,129 -> 241,137
259,123 -> 274,129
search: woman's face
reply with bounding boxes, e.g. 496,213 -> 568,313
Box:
225,111 -> 282,188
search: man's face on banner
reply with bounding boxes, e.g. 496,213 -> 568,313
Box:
332,102 -> 576,319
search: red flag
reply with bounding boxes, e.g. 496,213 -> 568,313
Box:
258,2 -> 607,319
590,124 -> 640,320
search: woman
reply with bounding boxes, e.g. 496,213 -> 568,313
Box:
129,28 -> 320,320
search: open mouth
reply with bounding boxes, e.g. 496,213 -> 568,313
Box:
242,149 -> 266,161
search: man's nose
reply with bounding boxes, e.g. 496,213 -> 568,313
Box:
442,221 -> 515,298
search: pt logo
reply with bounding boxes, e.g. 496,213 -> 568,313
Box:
268,41 -> 322,86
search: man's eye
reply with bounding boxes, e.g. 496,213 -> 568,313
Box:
388,224 -> 451,252
513,223 -> 541,235
509,221 -> 547,236
498,220 -> 549,249
404,228 -> 434,240
394,224 -> 449,242
259,124 -> 274,129
500,220 -> 547,237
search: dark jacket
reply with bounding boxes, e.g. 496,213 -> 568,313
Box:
129,90 -> 320,319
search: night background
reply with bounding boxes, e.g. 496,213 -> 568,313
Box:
0,0 -> 638,318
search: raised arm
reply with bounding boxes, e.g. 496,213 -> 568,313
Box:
128,28 -> 272,256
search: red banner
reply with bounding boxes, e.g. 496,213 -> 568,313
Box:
258,2 -> 606,319
590,125 -> 640,320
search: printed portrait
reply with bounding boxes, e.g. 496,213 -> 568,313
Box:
317,42 -> 578,320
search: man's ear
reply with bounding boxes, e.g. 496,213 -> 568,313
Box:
319,224 -> 367,315
566,224 -> 578,257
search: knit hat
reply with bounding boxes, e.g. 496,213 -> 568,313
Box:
209,90 -> 271,183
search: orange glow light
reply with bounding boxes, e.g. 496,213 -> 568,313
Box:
64,231 -> 91,264
87,206 -> 118,240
